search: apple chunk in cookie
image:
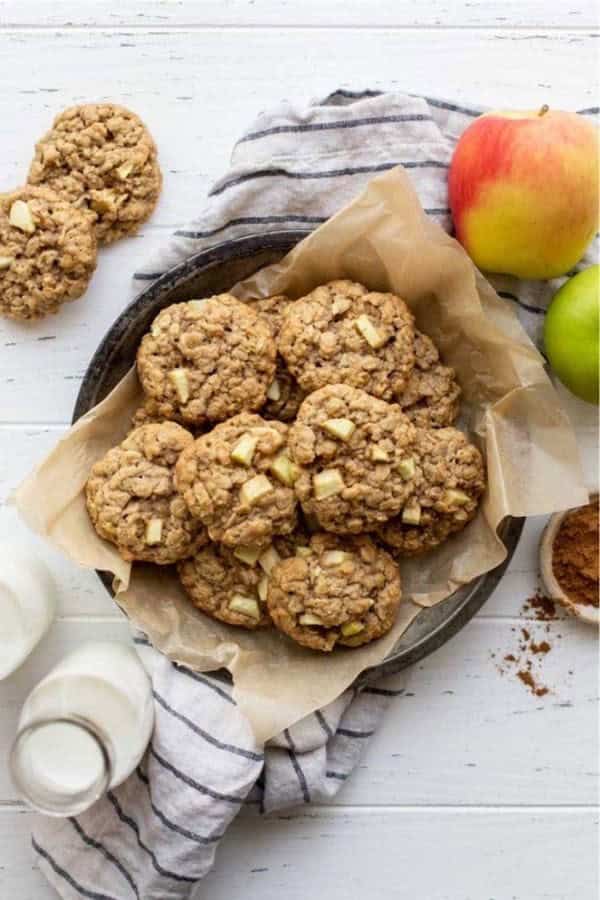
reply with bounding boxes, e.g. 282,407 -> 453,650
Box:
267,533 -> 402,652
288,384 -> 418,534
85,422 -> 207,564
137,295 -> 277,427
174,412 -> 298,547
278,280 -> 415,400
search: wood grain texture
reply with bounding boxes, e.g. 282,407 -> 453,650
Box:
0,4 -> 598,898
0,0 -> 597,28
0,806 -> 598,900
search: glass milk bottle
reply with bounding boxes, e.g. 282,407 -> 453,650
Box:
10,641 -> 154,816
0,543 -> 57,679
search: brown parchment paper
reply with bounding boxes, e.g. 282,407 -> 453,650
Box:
15,166 -> 587,743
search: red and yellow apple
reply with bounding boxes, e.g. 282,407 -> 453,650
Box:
449,106 -> 599,279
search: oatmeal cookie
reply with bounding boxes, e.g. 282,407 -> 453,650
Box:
86,422 -> 207,564
278,280 -> 415,399
289,384 -> 418,534
28,104 -> 162,244
378,427 -> 486,556
177,524 -> 310,630
0,185 -> 97,320
137,296 -> 277,426
267,533 -> 402,652
396,331 -> 461,428
175,412 -> 297,547
250,294 -> 305,422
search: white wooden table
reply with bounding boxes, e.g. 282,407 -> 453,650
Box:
0,2 -> 598,897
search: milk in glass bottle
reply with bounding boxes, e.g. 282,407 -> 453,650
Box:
10,641 -> 154,815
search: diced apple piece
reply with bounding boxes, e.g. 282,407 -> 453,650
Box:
90,190 -> 117,214
228,595 -> 261,620
322,550 -> 349,567
259,544 -> 281,574
299,613 -> 325,626
145,518 -> 163,545
168,368 -> 190,404
231,433 -> 258,467
295,546 -> 312,558
270,453 -> 300,486
353,314 -> 386,349
332,296 -> 351,316
402,499 -> 421,526
371,445 -> 389,463
9,200 -> 36,234
445,488 -> 471,507
313,468 -> 345,499
0,256 -> 14,270
398,457 -> 416,480
240,474 -> 274,506
116,159 -> 134,180
257,575 -> 269,604
266,379 -> 281,402
233,544 -> 262,566
322,417 -> 356,441
341,620 -> 365,637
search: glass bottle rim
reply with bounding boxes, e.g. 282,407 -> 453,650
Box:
10,714 -> 113,817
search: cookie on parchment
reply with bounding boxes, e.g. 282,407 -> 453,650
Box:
278,280 -> 415,400
0,185 -> 97,320
267,533 -> 402,652
177,525 -> 310,630
289,384 -> 418,534
175,412 -> 297,548
137,295 -> 277,427
86,422 -> 207,565
377,426 -> 485,556
28,103 -> 162,244
178,543 -> 273,630
396,331 -> 461,428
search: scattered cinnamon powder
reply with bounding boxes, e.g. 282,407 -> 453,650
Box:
493,591 -> 557,696
552,497 -> 599,607
517,670 -> 549,697
530,640 -> 551,656
522,591 -> 557,621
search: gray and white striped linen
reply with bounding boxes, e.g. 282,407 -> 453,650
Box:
33,90 -> 598,899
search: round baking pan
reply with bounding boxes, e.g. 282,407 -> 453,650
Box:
73,229 -> 524,682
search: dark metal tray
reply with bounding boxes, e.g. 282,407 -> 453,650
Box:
73,230 -> 524,682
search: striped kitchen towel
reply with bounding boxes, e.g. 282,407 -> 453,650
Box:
32,90 -> 598,899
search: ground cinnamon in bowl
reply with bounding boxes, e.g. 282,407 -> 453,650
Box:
552,496 -> 599,608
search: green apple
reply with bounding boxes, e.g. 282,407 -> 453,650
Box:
544,265 -> 599,404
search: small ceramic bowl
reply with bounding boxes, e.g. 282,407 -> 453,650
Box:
539,492 -> 599,626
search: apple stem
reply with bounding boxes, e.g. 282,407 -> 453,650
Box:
538,104 -> 550,117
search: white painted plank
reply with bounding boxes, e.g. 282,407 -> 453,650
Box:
0,0 -> 597,29
0,30 -> 597,423
0,618 -> 596,805
0,805 -> 597,900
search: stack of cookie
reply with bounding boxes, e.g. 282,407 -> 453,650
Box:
0,104 -> 161,320
85,281 -> 486,653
